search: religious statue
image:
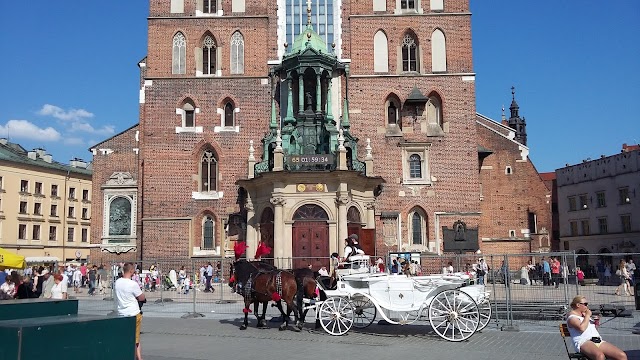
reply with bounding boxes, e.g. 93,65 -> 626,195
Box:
305,91 -> 313,111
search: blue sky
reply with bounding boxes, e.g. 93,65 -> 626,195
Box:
0,1 -> 638,172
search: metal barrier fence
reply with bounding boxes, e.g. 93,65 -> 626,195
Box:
74,252 -> 640,332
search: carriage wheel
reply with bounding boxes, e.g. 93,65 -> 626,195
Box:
351,296 -> 376,329
428,289 -> 479,342
318,297 -> 354,336
477,299 -> 492,332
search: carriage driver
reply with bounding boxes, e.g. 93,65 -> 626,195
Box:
343,234 -> 365,262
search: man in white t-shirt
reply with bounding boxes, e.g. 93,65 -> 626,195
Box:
115,262 -> 146,360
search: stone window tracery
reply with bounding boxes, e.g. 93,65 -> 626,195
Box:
203,35 -> 216,75
172,32 -> 186,74
230,32 -> 244,75
201,150 -> 218,192
402,34 -> 418,72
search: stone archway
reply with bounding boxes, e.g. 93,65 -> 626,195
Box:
292,204 -> 329,270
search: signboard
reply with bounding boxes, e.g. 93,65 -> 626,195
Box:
286,154 -> 334,165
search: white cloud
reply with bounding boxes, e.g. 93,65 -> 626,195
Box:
37,104 -> 94,121
0,120 -> 61,141
69,121 -> 115,135
64,137 -> 85,146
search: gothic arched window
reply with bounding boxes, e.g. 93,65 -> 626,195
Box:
203,35 -> 216,75
373,30 -> 388,73
172,32 -> 186,74
431,29 -> 447,72
200,150 -> 218,192
388,102 -> 397,125
402,34 -> 418,72
203,216 -> 215,249
224,102 -> 235,127
230,31 -> 244,74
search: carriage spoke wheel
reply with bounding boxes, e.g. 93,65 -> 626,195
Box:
476,299 -> 492,332
351,296 -> 376,329
428,290 -> 479,342
319,297 -> 354,336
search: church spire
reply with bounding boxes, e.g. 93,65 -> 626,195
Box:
307,0 -> 312,26
507,86 -> 527,146
509,86 -> 519,118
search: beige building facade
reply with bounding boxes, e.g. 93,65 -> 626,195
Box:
0,139 -> 93,265
556,147 -> 639,255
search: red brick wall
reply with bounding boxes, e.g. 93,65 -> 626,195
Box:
476,119 -> 553,254
89,126 -> 141,263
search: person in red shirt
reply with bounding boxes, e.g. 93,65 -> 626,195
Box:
551,257 -> 561,288
80,263 -> 88,288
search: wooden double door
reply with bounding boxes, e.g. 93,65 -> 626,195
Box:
292,221 -> 329,270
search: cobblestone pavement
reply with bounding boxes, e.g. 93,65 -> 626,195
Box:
138,317 -> 640,360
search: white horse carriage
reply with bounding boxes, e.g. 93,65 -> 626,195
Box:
306,255 -> 491,341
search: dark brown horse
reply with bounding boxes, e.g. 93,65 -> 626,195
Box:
290,268 -> 321,329
229,260 -> 300,331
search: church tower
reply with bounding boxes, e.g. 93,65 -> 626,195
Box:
507,87 -> 527,146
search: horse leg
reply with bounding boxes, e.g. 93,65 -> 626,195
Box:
275,301 -> 289,331
241,301 -> 250,330
258,301 -> 268,328
289,299 -> 300,332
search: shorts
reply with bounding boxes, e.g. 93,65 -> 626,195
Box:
135,313 -> 142,344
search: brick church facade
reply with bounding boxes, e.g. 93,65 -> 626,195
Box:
89,0 -> 552,265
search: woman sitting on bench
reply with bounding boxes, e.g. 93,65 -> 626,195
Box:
567,295 -> 627,360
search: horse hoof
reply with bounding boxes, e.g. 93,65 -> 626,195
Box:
240,325 -> 247,330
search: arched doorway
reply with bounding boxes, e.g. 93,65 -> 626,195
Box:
260,208 -> 275,265
292,204 -> 329,270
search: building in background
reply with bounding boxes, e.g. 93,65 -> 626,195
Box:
0,138 -> 93,266
476,90 -> 553,255
89,0 -> 552,265
556,144 -> 640,261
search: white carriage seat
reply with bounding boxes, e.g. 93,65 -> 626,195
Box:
336,255 -> 371,276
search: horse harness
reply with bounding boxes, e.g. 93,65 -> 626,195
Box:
238,263 -> 284,301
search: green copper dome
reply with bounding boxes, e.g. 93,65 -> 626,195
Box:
289,25 -> 328,54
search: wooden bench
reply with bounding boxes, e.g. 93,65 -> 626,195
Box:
559,323 -> 588,360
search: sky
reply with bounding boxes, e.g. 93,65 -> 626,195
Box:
0,1 -> 638,173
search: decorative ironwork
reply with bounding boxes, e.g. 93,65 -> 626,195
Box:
292,204 -> 328,220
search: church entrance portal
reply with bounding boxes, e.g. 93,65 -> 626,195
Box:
292,204 -> 329,270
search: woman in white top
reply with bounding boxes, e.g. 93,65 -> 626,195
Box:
567,295 -> 626,360
51,274 -> 68,300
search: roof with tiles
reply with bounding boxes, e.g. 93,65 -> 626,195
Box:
0,139 -> 92,176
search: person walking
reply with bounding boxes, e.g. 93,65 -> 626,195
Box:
40,270 -> 55,299
115,262 -> 146,360
596,259 -> 605,285
541,257 -> 551,286
475,258 -> 488,285
625,259 -> 636,286
205,262 -> 214,292
614,260 -> 633,296
551,257 -> 561,288
88,265 -> 98,296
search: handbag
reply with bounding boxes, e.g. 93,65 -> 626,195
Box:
615,269 -> 622,276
